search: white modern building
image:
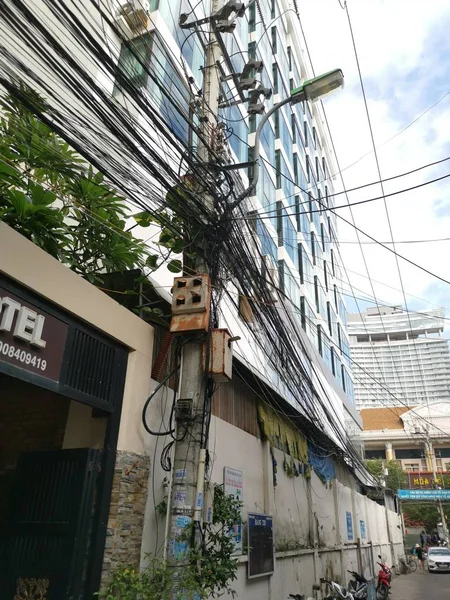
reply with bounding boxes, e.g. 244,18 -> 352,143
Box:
0,2 -> 406,599
348,306 -> 450,409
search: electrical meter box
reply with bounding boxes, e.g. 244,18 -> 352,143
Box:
170,274 -> 211,333
203,328 -> 233,382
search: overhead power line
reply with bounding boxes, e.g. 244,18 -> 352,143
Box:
236,166 -> 450,220
344,0 -> 434,413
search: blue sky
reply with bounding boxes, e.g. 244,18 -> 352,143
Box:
300,0 -> 450,328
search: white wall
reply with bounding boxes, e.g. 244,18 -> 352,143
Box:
179,416 -> 405,600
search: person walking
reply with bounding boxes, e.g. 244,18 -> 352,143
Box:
420,530 -> 425,547
416,544 -> 425,571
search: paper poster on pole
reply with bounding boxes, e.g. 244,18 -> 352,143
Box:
224,467 -> 243,554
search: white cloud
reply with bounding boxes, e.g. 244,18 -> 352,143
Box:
299,0 -> 450,315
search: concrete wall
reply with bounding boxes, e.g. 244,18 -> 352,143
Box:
0,224 -> 155,454
201,416 -> 404,600
0,224 -> 158,580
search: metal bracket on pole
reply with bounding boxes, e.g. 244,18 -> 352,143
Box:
179,1 -> 245,31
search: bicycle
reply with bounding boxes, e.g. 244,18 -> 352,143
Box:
405,555 -> 417,573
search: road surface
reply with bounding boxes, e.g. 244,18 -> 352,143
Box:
392,569 -> 450,600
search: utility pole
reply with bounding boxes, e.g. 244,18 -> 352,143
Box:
424,437 -> 448,542
164,0 -> 243,586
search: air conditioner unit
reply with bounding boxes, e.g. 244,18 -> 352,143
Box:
115,0 -> 149,39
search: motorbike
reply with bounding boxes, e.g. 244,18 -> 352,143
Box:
376,555 -> 394,600
347,570 -> 369,600
320,577 -> 355,600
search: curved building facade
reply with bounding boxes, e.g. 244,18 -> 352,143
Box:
348,306 -> 450,409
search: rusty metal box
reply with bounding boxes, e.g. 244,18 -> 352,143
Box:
170,274 -> 211,333
204,328 -> 233,382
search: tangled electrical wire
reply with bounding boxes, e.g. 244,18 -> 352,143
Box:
0,0 -> 369,476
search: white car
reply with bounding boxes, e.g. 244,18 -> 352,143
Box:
427,547 -> 450,573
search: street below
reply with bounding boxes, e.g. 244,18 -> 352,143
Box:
391,569 -> 450,600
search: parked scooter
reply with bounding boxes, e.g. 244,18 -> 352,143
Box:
376,555 -> 394,600
347,570 -> 369,600
320,577 -> 355,600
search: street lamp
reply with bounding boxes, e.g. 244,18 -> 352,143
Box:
230,68 -> 344,208
290,69 -> 344,104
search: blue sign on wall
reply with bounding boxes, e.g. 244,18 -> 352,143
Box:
398,489 -> 450,500
346,511 -> 353,541
360,520 -> 366,539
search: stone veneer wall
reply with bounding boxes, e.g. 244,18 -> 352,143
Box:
101,450 -> 150,586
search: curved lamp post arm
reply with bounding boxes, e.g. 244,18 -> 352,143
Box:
230,95 -> 292,210
228,69 -> 344,211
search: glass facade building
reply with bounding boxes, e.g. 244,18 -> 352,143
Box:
115,0 -> 354,405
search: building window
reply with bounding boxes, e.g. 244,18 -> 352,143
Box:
272,64 -> 279,94
274,110 -> 280,138
321,223 -> 326,251
311,231 -> 316,265
404,463 -> 420,472
114,33 -> 153,92
115,33 -> 191,144
271,27 -> 277,54
314,276 -> 320,313
249,0 -> 256,31
300,296 -> 306,331
327,301 -> 333,337
365,449 -> 386,459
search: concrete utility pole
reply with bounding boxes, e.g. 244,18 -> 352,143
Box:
164,0 -> 224,576
424,437 -> 448,542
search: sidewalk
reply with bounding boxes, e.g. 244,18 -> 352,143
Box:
391,570 -> 450,600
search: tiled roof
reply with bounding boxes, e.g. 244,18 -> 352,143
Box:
359,407 -> 411,431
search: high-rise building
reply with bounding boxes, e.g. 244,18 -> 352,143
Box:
110,1 -> 356,409
348,306 -> 450,409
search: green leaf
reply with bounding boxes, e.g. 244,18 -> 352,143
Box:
167,259 -> 182,273
170,238 -> 185,254
7,189 -> 28,216
133,211 -> 154,227
0,158 -> 21,182
28,182 -> 57,205
159,229 -> 173,245
145,254 -> 159,269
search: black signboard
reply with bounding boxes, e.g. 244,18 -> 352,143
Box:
247,513 -> 274,579
0,286 -> 68,382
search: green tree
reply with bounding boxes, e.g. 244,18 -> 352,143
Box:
0,90 -> 182,281
100,484 -> 242,599
366,459 -> 408,492
403,502 -> 450,532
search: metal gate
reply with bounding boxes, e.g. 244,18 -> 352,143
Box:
1,448 -> 102,600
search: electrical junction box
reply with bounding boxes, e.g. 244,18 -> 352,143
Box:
203,328 -> 234,382
170,275 -> 211,334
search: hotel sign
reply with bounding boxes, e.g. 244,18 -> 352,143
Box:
0,287 -> 68,382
